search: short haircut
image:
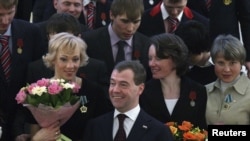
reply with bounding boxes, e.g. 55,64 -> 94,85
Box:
211,34 -> 246,65
0,0 -> 18,9
46,13 -> 81,36
114,60 -> 146,85
110,0 -> 144,20
150,33 -> 189,76
43,32 -> 89,69
175,20 -> 211,54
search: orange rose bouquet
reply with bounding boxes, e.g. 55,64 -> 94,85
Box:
165,121 -> 208,141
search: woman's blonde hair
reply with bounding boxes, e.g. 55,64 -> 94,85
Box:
43,32 -> 89,69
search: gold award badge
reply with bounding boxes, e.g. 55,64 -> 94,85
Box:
224,0 -> 232,5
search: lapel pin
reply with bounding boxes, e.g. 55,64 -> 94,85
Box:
17,38 -> 23,54
142,125 -> 148,129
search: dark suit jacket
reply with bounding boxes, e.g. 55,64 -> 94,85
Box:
43,0 -> 111,29
82,26 -> 152,79
143,0 -> 162,10
209,0 -> 250,61
0,19 -> 45,140
140,77 -> 208,130
138,2 -> 209,37
83,109 -> 174,141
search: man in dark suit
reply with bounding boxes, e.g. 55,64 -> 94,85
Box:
0,0 -> 45,140
138,0 -> 209,37
209,0 -> 250,78
84,60 -> 174,141
83,0 -> 152,80
43,0 -> 111,29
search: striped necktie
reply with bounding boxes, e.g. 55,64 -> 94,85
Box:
87,2 -> 95,29
167,17 -> 179,33
0,35 -> 11,82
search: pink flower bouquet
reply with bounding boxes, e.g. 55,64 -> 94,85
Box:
15,78 -> 81,127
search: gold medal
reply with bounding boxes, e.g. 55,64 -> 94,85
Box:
190,100 -> 195,107
223,104 -> 230,109
80,105 -> 87,113
223,0 -> 232,5
102,20 -> 106,26
17,48 -> 22,54
149,0 -> 154,5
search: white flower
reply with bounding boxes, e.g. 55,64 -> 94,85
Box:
31,86 -> 47,96
61,83 -> 74,89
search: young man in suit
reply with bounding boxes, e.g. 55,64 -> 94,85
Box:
208,0 -> 250,78
84,60 -> 174,141
0,0 -> 45,140
138,0 -> 209,37
83,0 -> 152,80
43,0 -> 111,29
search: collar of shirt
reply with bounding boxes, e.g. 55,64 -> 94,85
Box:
108,24 -> 132,46
0,24 -> 11,36
160,2 -> 183,21
114,104 -> 140,121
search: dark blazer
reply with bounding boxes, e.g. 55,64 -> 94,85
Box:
140,77 -> 208,130
186,65 -> 217,85
83,109 -> 174,141
143,0 -> 162,10
43,0 -> 111,29
138,2 -> 209,37
82,26 -> 152,79
26,58 -> 109,95
209,0 -> 250,61
0,19 -> 45,140
187,0 -> 209,18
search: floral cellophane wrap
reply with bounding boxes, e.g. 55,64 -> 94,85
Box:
24,100 -> 80,128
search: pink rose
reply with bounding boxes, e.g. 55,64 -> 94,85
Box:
48,82 -> 63,95
37,78 -> 50,87
27,83 -> 37,94
15,90 -> 27,104
72,83 -> 80,93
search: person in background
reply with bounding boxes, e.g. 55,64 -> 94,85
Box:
208,0 -> 250,79
175,20 -> 216,85
27,32 -> 112,141
140,33 -> 207,130
0,0 -> 45,140
138,0 -> 209,37
83,0 -> 152,80
43,0 -> 111,29
206,34 -> 250,125
84,60 -> 174,141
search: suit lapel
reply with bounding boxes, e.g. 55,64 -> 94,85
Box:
126,110 -> 151,141
102,112 -> 115,140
